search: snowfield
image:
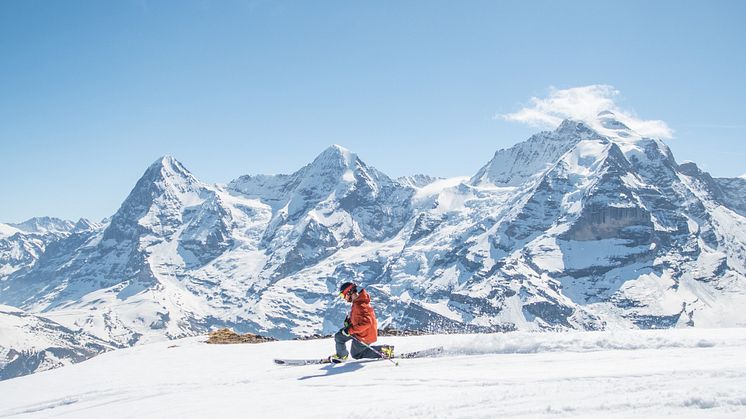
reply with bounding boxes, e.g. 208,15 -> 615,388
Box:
1,328 -> 745,418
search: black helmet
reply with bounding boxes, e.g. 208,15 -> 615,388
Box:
339,282 -> 357,297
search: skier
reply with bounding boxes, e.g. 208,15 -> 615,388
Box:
328,281 -> 394,363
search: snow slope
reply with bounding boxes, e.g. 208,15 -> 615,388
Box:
1,328 -> 745,418
0,224 -> 22,239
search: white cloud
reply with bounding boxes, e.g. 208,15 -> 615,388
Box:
498,85 -> 674,139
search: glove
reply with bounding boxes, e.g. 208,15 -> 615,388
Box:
339,326 -> 350,337
343,316 -> 352,329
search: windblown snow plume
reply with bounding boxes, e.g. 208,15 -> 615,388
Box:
499,85 -> 674,139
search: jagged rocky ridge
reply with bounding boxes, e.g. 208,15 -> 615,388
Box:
1,115 -> 745,367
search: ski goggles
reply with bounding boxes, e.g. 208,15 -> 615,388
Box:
339,284 -> 355,299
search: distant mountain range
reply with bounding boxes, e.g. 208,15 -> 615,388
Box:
2,111 -> 745,378
0,305 -> 111,380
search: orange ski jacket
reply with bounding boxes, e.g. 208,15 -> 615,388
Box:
348,289 -> 378,344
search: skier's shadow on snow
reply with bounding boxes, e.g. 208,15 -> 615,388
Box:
298,361 -> 372,380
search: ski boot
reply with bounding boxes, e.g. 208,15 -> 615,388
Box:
379,345 -> 395,359
327,354 -> 348,364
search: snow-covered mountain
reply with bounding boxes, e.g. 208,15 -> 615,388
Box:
1,117 -> 745,374
9,217 -> 76,235
0,217 -> 98,280
0,305 -> 112,380
228,145 -> 415,278
397,174 -> 443,189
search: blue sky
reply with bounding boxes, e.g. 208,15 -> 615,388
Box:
1,0 -> 745,222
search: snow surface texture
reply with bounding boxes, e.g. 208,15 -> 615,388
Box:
0,328 -> 745,418
1,115 -> 746,379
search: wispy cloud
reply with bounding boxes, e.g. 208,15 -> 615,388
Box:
681,124 -> 746,129
498,85 -> 674,139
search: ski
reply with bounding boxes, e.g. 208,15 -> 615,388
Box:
273,346 -> 443,366
397,345 -> 444,359
273,358 -> 331,366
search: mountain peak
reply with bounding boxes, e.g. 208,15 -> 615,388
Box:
9,217 -> 76,235
471,119 -> 606,187
73,218 -> 100,232
294,145 -> 370,194
104,156 -> 205,241
132,155 -> 202,195
397,174 -> 442,188
154,154 -> 176,165
144,155 -> 193,179
554,119 -> 597,138
328,144 -> 351,154
597,111 -> 631,131
311,145 -> 357,169
130,155 -> 202,199
293,145 -> 363,187
552,112 -> 637,141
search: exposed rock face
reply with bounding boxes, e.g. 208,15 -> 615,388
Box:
568,206 -> 652,241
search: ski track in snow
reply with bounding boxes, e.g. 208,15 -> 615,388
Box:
1,328 -> 745,418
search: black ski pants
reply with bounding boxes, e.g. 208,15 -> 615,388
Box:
334,330 -> 382,359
